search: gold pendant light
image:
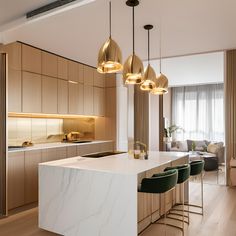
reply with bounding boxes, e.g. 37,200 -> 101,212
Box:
97,1 -> 123,74
123,0 -> 144,85
151,26 -> 168,95
140,24 -> 156,91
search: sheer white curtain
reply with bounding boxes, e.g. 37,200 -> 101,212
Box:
172,84 -> 224,141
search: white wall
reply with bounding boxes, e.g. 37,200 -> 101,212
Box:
150,52 -> 224,87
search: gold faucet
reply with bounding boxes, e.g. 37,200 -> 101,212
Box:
135,141 -> 148,159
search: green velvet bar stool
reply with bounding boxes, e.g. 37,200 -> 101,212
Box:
188,160 -> 205,215
138,169 -> 178,236
163,164 -> 190,235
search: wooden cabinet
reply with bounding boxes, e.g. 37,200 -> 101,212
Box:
42,51 -> 58,77
78,64 -> 84,83
68,83 -> 79,115
22,44 -> 41,74
67,146 -> 77,158
41,147 -> 67,162
68,61 -> 79,83
58,79 -> 68,114
78,83 -> 84,115
8,69 -> 21,112
24,150 -> 42,204
84,85 -> 94,115
94,70 -> 105,87
8,152 -> 25,210
3,42 -> 21,70
42,76 -> 58,114
83,65 -> 93,86
58,57 -> 68,80
22,72 -> 42,113
94,87 -> 105,116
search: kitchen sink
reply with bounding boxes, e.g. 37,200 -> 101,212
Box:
62,140 -> 92,144
83,151 -> 126,158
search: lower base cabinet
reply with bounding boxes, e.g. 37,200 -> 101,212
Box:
8,141 -> 114,210
8,152 -> 25,210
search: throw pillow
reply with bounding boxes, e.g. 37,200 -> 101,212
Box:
176,141 -> 188,152
207,142 -> 223,154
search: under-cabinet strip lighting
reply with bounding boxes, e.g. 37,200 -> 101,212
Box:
8,112 -> 100,119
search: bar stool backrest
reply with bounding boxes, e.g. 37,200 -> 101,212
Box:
139,169 -> 178,194
164,164 -> 190,184
190,160 -> 204,176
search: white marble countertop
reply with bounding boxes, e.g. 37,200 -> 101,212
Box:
40,151 -> 188,175
8,140 -> 113,153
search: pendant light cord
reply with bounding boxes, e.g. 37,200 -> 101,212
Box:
159,20 -> 162,73
132,6 -> 135,54
148,29 -> 150,63
109,1 -> 111,38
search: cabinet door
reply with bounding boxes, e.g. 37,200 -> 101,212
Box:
84,85 -> 94,115
67,146 -> 77,158
94,87 -> 105,116
41,148 -> 57,162
78,64 -> 84,83
3,42 -> 21,70
68,83 -> 79,114
68,61 -> 79,83
8,152 -> 25,210
56,147 -> 67,159
22,44 -> 41,74
42,51 -> 58,77
8,69 -> 21,112
24,150 -> 42,204
22,72 -> 42,113
42,75 -> 58,114
78,83 -> 84,115
94,70 -> 105,87
83,65 -> 93,86
58,79 -> 68,114
58,57 -> 68,80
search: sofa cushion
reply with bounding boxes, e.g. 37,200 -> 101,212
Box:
207,142 -> 223,154
187,140 -> 207,151
171,141 -> 188,152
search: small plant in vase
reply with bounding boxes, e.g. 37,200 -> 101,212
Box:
191,141 -> 196,153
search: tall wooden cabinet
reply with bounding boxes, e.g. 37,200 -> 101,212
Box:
4,42 -> 108,117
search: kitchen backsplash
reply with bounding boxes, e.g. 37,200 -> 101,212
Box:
8,117 -> 95,146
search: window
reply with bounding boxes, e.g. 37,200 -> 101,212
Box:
172,84 -> 224,141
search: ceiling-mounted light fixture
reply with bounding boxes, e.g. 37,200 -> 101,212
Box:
97,1 -> 123,74
151,27 -> 168,95
123,0 -> 144,85
140,24 -> 156,91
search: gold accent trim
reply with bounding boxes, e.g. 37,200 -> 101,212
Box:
151,73 -> 168,95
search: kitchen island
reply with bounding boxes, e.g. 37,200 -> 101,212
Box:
39,151 -> 188,236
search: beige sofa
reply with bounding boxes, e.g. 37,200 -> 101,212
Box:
167,139 -> 225,164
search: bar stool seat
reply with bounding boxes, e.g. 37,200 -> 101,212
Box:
138,169 -> 178,236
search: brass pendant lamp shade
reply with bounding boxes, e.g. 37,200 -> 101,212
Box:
123,0 -> 144,84
97,1 -> 123,74
151,27 -> 169,95
151,73 -> 168,94
140,24 -> 156,91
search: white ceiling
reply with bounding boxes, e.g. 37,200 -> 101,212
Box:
1,0 -> 236,67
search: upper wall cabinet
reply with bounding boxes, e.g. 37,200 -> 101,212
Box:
94,70 -> 105,88
68,61 -> 79,83
58,57 -> 68,80
22,44 -> 41,74
58,79 -> 68,114
78,64 -> 84,83
22,71 -> 42,113
42,51 -> 58,78
83,65 -> 93,86
42,76 -> 58,114
3,42 -> 21,70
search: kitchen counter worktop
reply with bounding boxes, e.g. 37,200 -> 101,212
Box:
40,151 -> 187,175
8,140 -> 113,153
39,151 -> 188,236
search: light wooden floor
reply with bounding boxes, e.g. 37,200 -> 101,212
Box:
0,184 -> 236,236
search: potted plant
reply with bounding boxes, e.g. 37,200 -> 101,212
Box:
164,125 -> 183,142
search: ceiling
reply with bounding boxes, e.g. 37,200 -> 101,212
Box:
1,0 -> 236,67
